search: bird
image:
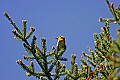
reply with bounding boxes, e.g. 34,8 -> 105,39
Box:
56,35 -> 66,52
56,35 -> 67,61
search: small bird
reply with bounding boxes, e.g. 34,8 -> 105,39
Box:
56,35 -> 66,52
56,35 -> 67,61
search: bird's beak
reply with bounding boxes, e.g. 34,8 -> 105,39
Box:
55,37 -> 58,39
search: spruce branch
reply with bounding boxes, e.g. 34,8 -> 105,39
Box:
4,12 -> 22,35
4,0 -> 120,79
4,12 -> 68,80
23,55 -> 35,61
22,20 -> 27,39
25,27 -> 35,39
99,0 -> 120,25
16,60 -> 45,79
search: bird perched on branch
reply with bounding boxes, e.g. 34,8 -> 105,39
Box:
56,35 -> 66,52
56,35 -> 67,61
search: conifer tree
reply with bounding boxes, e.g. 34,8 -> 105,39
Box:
4,0 -> 120,80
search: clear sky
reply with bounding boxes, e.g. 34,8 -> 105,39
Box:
0,0 -> 120,80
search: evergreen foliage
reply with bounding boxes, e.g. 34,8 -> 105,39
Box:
4,0 -> 120,80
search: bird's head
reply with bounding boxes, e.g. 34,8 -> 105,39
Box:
56,35 -> 65,41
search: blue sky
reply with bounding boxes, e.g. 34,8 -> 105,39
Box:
0,0 -> 120,80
